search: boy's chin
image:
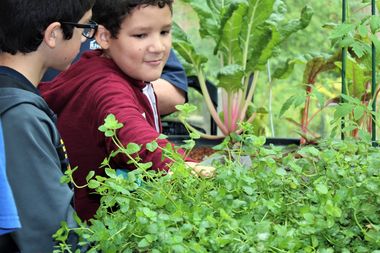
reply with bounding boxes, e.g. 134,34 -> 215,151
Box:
140,73 -> 163,83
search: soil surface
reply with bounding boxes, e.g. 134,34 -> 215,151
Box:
188,146 -> 217,162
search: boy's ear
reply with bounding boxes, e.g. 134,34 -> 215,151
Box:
95,25 -> 111,49
43,22 -> 62,48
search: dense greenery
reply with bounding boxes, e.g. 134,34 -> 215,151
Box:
54,116 -> 380,252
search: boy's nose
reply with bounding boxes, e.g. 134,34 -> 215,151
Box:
148,38 -> 166,53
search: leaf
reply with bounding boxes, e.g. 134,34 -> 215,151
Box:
157,134 -> 167,140
329,23 -> 355,40
126,143 -> 141,155
275,167 -> 286,176
243,0 -> 276,70
248,23 -> 280,70
99,114 -> 123,131
216,64 -> 245,93
248,4 -> 312,70
242,186 -> 254,195
271,58 -> 304,80
315,183 -> 328,194
88,179 -> 100,189
369,15 -> 380,33
370,34 -> 380,50
358,129 -> 371,142
253,135 -> 266,147
340,93 -> 362,104
172,23 -> 208,69
138,238 -> 150,249
303,55 -> 338,84
181,139 -> 196,150
279,95 -> 295,117
86,171 -> 95,182
138,162 -> 152,171
105,168 -> 117,178
278,5 -> 313,40
351,41 -> 370,58
353,106 -> 365,120
325,200 -> 342,217
189,132 -> 201,139
334,103 -> 354,118
358,24 -> 368,37
182,0 -> 219,39
215,2 -> 247,60
311,87 -> 325,107
146,141 -> 158,152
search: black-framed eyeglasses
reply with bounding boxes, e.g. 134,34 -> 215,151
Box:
61,20 -> 98,39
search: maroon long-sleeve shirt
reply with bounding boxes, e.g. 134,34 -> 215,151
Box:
39,50 -> 188,220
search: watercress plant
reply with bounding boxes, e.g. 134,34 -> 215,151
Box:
54,114 -> 380,252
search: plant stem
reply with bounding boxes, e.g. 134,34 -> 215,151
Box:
242,1 -> 259,70
179,116 -> 226,139
197,69 -> 229,135
301,86 -> 312,144
240,71 -> 260,123
227,92 -> 233,132
267,61 -> 275,137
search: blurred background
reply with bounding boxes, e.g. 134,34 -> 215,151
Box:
169,0 -> 376,140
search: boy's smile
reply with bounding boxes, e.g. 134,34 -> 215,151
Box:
103,4 -> 172,82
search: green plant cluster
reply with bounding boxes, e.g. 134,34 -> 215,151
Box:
54,120 -> 380,252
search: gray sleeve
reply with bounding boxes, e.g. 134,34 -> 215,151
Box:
3,104 -> 76,253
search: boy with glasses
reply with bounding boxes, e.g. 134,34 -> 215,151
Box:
0,0 -> 94,251
40,0 -> 214,222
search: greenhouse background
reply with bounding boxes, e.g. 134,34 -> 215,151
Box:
168,0 -> 380,144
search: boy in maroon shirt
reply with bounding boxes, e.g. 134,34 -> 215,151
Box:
39,0 -> 214,221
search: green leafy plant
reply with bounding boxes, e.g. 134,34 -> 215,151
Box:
279,1 -> 380,143
278,52 -> 340,144
54,114 -> 380,252
331,5 -> 380,139
173,0 -> 312,137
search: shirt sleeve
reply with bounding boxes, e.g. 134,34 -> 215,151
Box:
2,104 -> 76,252
0,120 -> 21,235
161,49 -> 188,93
90,77 -> 187,172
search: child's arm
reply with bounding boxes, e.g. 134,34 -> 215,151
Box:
152,78 -> 185,115
153,49 -> 188,115
93,79 -> 182,172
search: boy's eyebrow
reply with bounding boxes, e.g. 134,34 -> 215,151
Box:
131,23 -> 172,31
162,24 -> 172,29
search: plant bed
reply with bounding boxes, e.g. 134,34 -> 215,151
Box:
54,123 -> 380,252
170,135 -> 301,162
169,135 -> 301,147
188,145 -> 218,162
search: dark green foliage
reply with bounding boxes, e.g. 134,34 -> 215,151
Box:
54,120 -> 380,252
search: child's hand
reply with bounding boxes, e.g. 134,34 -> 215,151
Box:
185,162 -> 216,178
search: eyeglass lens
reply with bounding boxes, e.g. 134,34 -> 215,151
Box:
82,28 -> 93,38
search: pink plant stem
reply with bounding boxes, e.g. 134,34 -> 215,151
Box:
231,92 -> 241,131
301,86 -> 312,144
222,91 -> 229,127
197,72 -> 229,135
240,71 -> 259,123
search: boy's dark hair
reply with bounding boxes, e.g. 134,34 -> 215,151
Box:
0,0 -> 95,55
93,0 -> 173,38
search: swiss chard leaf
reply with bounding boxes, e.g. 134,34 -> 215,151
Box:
216,64 -> 245,93
172,23 -> 208,70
